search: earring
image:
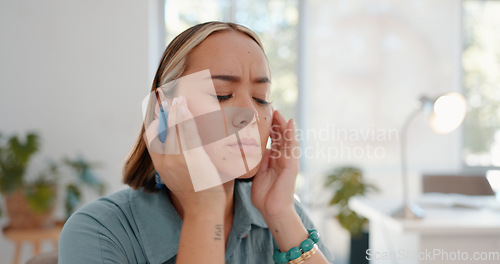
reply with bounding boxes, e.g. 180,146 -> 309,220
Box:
155,171 -> 165,189
158,110 -> 168,143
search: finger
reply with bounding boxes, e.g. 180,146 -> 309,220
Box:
272,111 -> 290,161
159,96 -> 180,154
176,96 -> 193,122
275,110 -> 291,149
269,122 -> 282,166
284,119 -> 299,164
273,110 -> 288,135
176,96 -> 203,151
271,111 -> 285,145
271,111 -> 289,166
270,122 -> 280,149
289,120 -> 299,153
257,149 -> 271,175
167,96 -> 178,128
174,96 -> 225,192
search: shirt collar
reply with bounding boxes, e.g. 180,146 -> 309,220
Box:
224,181 -> 268,261
233,180 -> 267,229
129,180 -> 267,264
129,188 -> 182,264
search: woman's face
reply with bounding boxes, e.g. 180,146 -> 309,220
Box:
178,31 -> 272,182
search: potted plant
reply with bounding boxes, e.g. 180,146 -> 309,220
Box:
0,132 -> 106,229
62,156 -> 106,219
324,166 -> 377,264
0,132 -> 52,229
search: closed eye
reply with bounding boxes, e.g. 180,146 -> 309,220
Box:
253,97 -> 271,105
211,94 -> 271,105
216,94 -> 233,102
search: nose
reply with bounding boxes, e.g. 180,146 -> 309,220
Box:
232,109 -> 254,128
223,106 -> 256,136
227,94 -> 258,127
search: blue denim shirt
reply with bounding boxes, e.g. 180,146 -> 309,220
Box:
59,180 -> 334,263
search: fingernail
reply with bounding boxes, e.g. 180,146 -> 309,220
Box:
179,98 -> 187,115
179,104 -> 186,115
161,100 -> 168,110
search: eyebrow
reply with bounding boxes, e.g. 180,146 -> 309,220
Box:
210,75 -> 271,84
256,76 -> 271,83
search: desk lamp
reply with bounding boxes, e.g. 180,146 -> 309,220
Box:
392,92 -> 467,219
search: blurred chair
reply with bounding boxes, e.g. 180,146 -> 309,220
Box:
422,174 -> 494,195
2,222 -> 62,264
25,251 -> 58,264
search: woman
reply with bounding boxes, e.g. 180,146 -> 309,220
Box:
59,21 -> 334,264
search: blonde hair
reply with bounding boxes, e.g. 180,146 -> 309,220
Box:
123,21 -> 264,192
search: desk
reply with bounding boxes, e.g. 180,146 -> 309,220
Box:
2,222 -> 63,264
350,195 -> 500,264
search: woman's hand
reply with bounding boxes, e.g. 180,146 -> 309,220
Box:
251,112 -> 331,264
251,110 -> 299,219
144,94 -> 228,264
144,95 -> 226,214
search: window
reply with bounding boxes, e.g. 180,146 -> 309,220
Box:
462,0 -> 500,167
164,0 -> 299,120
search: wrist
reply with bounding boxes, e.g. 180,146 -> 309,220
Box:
171,193 -> 226,220
264,210 -> 309,252
262,207 -> 296,223
183,204 -> 225,219
260,203 -> 296,220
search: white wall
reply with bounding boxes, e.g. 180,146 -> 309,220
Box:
0,0 -> 163,262
301,0 -> 463,263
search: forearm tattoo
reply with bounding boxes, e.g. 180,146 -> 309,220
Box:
214,224 -> 223,241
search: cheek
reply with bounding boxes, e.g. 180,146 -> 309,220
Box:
186,95 -> 218,116
257,107 -> 273,147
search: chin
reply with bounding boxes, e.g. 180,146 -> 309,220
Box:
236,161 -> 261,180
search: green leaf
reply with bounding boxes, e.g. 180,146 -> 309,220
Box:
324,166 -> 378,235
0,132 -> 41,193
25,183 -> 55,213
65,184 -> 82,219
336,209 -> 367,236
64,155 -> 106,198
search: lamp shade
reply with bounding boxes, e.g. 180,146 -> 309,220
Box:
393,92 -> 467,219
428,92 -> 467,134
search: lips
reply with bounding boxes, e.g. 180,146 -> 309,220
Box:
227,137 -> 259,147
227,137 -> 260,155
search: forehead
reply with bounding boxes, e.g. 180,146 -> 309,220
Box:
184,31 -> 269,76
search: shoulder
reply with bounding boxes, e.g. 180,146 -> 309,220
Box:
62,188 -> 136,233
74,188 -> 134,219
58,188 -> 141,263
59,187 -> 182,264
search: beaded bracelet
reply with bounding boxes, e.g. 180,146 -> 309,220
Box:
273,229 -> 320,264
289,244 -> 318,264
